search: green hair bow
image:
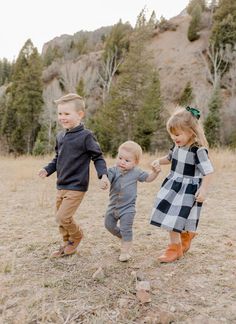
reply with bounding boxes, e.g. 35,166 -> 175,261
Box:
186,106 -> 201,120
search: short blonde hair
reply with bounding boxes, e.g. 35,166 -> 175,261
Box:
167,106 -> 208,147
54,93 -> 85,112
118,141 -> 143,163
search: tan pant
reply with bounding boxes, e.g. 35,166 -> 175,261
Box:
55,189 -> 85,242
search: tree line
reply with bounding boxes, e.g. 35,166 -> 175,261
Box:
0,0 -> 236,155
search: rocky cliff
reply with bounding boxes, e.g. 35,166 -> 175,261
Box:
40,13 -> 236,137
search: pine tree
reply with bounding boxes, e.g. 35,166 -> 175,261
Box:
178,81 -> 194,106
187,0 -> 206,15
188,4 -> 202,42
134,70 -> 163,151
1,39 -> 43,154
204,87 -> 221,147
76,78 -> 86,97
90,25 -> 165,154
211,0 -> 236,49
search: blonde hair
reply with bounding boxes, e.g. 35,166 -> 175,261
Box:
167,106 -> 208,148
118,141 -> 143,163
54,93 -> 85,112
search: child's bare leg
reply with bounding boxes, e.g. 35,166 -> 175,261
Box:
169,231 -> 181,244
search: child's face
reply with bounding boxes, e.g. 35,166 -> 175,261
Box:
116,148 -> 137,171
57,102 -> 84,130
170,128 -> 194,147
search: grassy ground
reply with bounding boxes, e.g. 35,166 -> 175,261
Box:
0,150 -> 235,323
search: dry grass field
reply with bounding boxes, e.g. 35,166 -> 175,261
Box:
0,150 -> 236,324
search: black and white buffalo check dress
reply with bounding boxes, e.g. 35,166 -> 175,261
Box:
150,145 -> 214,233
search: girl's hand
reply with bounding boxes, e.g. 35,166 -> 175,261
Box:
195,187 -> 207,203
100,175 -> 109,190
38,169 -> 48,178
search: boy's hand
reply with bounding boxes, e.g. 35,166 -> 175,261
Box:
38,168 -> 48,178
100,175 -> 109,190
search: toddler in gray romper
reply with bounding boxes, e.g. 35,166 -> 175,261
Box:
104,141 -> 161,262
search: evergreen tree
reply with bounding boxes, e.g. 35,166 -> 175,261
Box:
103,20 -> 132,63
134,70 -> 163,151
187,0 -> 206,15
1,39 -> 43,154
76,78 -> 86,97
178,81 -> 194,106
135,8 -> 147,28
90,25 -> 164,154
211,0 -> 236,49
0,58 -> 13,86
148,10 -> 158,29
204,87 -> 221,147
188,4 -> 202,41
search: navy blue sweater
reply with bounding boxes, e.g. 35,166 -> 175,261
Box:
44,124 -> 107,191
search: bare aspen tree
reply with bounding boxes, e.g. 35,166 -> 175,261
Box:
199,43 -> 229,89
98,46 -> 124,103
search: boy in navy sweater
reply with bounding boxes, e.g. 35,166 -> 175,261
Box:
39,93 -> 108,258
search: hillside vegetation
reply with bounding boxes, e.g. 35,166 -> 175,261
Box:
0,0 -> 236,155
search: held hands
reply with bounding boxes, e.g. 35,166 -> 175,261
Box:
100,174 -> 109,190
151,159 -> 161,173
38,168 -> 48,178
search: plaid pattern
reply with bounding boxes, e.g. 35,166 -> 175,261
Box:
150,145 -> 213,233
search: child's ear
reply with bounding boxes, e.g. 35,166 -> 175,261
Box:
79,111 -> 85,119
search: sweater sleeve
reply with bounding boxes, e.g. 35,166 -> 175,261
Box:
44,139 -> 58,176
85,133 -> 107,178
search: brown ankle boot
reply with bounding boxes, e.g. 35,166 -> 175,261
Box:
181,232 -> 197,253
157,243 -> 183,263
119,241 -> 132,262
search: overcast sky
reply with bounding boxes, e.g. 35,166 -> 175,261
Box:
1,0 -> 189,61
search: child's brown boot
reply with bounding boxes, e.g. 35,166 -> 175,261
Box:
157,243 -> 183,263
64,240 -> 81,255
50,242 -> 68,258
119,241 -> 132,262
64,229 -> 83,255
181,232 -> 197,253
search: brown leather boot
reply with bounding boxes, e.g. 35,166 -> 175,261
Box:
50,241 -> 68,258
181,232 -> 197,253
157,243 -> 183,263
64,229 -> 84,255
119,241 -> 132,262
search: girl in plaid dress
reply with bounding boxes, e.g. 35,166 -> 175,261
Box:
150,106 -> 214,263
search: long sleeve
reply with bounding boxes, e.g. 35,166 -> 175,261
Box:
44,140 -> 58,176
85,133 -> 107,178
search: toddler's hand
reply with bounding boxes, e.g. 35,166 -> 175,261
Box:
151,159 -> 160,172
38,168 -> 48,178
151,159 -> 160,168
152,163 -> 161,173
100,175 -> 109,190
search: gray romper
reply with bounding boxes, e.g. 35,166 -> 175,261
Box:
105,166 -> 149,241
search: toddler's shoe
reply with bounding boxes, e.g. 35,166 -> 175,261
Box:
119,241 -> 132,262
